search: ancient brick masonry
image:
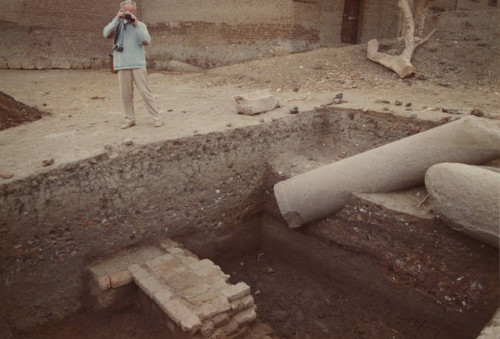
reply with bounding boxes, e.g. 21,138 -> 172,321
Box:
89,239 -> 257,338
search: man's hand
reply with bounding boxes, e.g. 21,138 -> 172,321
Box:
130,13 -> 138,26
116,9 -> 125,18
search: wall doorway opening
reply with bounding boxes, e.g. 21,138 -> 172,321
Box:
341,0 -> 361,43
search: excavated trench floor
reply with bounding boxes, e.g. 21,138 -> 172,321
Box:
1,76 -> 498,338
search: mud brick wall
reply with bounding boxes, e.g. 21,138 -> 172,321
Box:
357,0 -> 400,44
1,0 -> 119,69
1,0 -> 402,70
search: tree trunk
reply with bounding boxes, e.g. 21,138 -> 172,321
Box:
367,0 -> 435,78
414,0 -> 435,36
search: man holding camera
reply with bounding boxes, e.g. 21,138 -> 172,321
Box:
103,0 -> 163,129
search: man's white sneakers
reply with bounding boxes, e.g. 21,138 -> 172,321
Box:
154,120 -> 164,127
121,120 -> 136,129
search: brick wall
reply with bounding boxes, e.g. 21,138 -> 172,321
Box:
0,0 -> 401,70
1,0 -> 119,69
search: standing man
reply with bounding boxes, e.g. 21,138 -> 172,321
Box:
103,1 -> 163,129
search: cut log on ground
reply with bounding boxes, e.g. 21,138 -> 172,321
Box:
367,0 -> 436,78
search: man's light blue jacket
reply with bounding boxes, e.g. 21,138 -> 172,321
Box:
103,17 -> 151,71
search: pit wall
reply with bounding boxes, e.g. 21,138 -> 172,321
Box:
2,0 -> 400,70
0,109 -> 435,334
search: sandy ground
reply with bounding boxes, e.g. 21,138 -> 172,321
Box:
0,41 -> 499,183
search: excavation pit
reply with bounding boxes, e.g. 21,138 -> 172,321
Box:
1,108 -> 498,338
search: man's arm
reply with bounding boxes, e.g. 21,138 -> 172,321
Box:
103,17 -> 120,39
135,22 -> 152,46
103,10 -> 125,39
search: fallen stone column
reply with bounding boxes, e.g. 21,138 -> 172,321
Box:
425,163 -> 499,248
274,116 -> 500,228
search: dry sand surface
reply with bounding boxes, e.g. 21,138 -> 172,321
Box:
0,38 -> 499,182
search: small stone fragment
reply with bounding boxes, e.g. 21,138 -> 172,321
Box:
42,158 -> 54,167
289,107 -> 299,114
375,99 -> 390,104
0,170 -> 14,179
470,108 -> 485,117
395,100 -> 403,106
124,139 -> 133,146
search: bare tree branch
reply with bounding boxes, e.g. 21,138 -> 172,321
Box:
366,0 -> 436,78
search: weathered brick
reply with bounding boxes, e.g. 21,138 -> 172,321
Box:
128,264 -> 150,281
145,254 -> 174,269
153,288 -> 173,306
229,295 -> 254,313
166,247 -> 185,255
161,265 -> 190,281
188,259 -> 215,272
220,282 -> 250,301
109,270 -> 133,288
195,266 -> 226,284
136,275 -> 165,297
232,305 -> 257,327
95,275 -> 111,291
188,288 -> 223,306
220,319 -> 239,336
211,278 -> 230,291
211,312 -> 230,327
181,249 -> 199,259
161,298 -> 195,326
179,256 -> 198,265
163,270 -> 204,291
158,238 -> 178,251
149,258 -> 184,276
194,296 -> 231,321
180,313 -> 202,333
182,283 -> 212,300
200,320 -> 215,337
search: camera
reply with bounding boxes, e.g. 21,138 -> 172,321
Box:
124,11 -> 135,22
114,44 -> 124,52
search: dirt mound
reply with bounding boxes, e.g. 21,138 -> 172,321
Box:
192,37 -> 499,94
0,91 -> 48,130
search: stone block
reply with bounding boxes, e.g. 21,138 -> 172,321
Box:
109,270 -> 133,288
163,269 -> 204,291
220,319 -> 239,336
194,296 -> 231,321
159,238 -> 178,251
153,288 -> 173,306
181,283 -> 212,300
149,258 -> 184,276
221,282 -> 250,301
136,275 -> 165,297
182,249 -> 199,259
234,90 -> 279,115
189,259 -> 215,272
188,288 -> 221,306
6,58 -> 21,69
211,312 -> 230,327
200,320 -> 215,337
181,314 -> 203,334
180,256 -> 198,265
145,253 -> 175,269
166,247 -> 185,255
233,305 -> 257,327
161,298 -> 195,326
95,275 -> 111,291
230,295 -> 254,313
211,278 -> 230,291
128,264 -> 150,280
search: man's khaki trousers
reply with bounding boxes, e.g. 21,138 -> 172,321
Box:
118,68 -> 161,122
